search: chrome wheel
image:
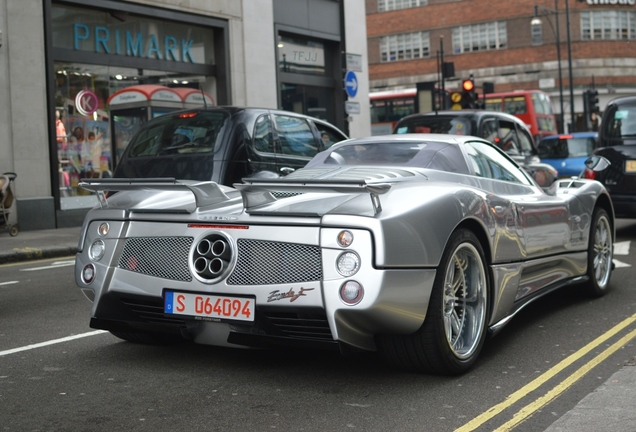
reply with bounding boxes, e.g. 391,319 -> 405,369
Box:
442,242 -> 487,360
376,229 -> 490,374
592,212 -> 612,289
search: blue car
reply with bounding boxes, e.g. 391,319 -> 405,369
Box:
537,132 -> 598,178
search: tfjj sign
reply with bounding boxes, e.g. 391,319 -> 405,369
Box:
73,23 -> 195,62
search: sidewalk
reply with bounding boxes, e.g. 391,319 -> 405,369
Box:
0,227 -> 635,431
0,226 -> 81,264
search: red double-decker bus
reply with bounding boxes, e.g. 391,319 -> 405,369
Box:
482,90 -> 558,144
370,88 -> 417,136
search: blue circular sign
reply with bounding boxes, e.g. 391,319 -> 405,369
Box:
344,70 -> 358,99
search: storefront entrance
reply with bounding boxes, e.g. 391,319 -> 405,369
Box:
46,0 -> 228,218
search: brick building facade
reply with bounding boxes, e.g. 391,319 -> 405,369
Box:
366,0 -> 636,131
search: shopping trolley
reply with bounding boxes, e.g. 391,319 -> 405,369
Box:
0,172 -> 18,236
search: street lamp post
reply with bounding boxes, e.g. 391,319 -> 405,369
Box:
532,0 -> 573,133
565,0 -> 575,132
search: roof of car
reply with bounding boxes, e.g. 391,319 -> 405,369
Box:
397,109 -> 527,124
339,133 -> 480,146
606,95 -> 636,106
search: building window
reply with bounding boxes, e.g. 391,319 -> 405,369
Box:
377,0 -> 427,12
380,32 -> 430,62
581,10 -> 636,40
452,22 -> 507,53
531,19 -> 543,45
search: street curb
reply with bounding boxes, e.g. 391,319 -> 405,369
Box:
0,247 -> 78,265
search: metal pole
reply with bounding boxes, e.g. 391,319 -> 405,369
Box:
554,0 -> 565,134
440,36 -> 445,110
565,0 -> 575,132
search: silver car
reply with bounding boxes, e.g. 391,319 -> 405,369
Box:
75,134 -> 614,375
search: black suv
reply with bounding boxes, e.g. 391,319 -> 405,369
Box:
587,95 -> 636,217
393,110 -> 558,188
113,107 -> 348,185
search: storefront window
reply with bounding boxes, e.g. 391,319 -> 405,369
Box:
55,62 -> 205,209
280,83 -> 334,124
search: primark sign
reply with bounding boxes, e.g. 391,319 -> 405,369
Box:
52,4 -> 211,65
73,24 -> 195,63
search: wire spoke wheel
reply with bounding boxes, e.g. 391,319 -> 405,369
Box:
586,208 -> 613,296
442,242 -> 487,360
376,229 -> 490,375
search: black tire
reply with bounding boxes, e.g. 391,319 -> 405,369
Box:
378,229 -> 489,375
584,207 -> 613,297
109,330 -> 183,345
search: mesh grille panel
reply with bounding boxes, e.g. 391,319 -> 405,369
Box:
118,237 -> 193,281
228,239 -> 322,285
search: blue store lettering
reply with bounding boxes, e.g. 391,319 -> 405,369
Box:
73,23 -> 194,62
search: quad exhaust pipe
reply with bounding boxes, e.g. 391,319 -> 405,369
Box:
193,235 -> 232,281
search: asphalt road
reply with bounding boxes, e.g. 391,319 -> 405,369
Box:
1,220 -> 635,431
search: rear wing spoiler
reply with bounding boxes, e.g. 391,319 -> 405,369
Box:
79,177 -> 392,215
235,178 -> 391,215
78,178 -> 231,209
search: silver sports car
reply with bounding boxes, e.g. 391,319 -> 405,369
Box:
75,134 -> 614,375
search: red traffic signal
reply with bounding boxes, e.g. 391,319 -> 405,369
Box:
461,78 -> 476,108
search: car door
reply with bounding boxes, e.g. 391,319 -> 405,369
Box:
244,113 -> 280,178
272,113 -> 320,175
463,140 -> 571,259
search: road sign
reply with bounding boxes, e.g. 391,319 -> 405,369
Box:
346,53 -> 363,72
345,101 -> 360,115
344,70 -> 358,99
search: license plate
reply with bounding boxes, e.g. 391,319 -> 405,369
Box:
626,160 -> 636,173
164,291 -> 255,322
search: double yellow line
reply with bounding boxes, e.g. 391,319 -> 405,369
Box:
456,313 -> 636,432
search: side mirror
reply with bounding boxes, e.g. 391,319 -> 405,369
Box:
584,155 -> 611,172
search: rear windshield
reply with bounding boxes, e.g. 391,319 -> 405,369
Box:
309,140 -> 470,174
394,115 -> 473,136
539,137 -> 596,159
601,101 -> 636,145
126,111 -> 229,158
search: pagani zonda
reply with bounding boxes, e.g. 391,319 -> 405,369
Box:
75,134 -> 614,375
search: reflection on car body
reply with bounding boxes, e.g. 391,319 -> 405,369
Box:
76,134 -> 614,375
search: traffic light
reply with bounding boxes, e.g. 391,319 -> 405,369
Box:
587,89 -> 599,115
461,78 -> 477,109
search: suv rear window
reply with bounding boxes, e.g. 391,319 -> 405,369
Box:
601,100 -> 636,145
126,111 -> 229,157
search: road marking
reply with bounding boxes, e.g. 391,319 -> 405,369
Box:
20,260 -> 75,272
613,259 -> 631,268
0,330 -> 108,357
493,328 -> 636,431
614,241 -> 630,255
0,281 -> 19,286
455,313 -> 636,432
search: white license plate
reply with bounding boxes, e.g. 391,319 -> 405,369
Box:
164,291 -> 255,322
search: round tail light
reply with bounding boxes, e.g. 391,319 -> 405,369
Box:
340,281 -> 363,305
